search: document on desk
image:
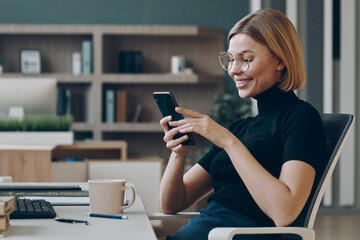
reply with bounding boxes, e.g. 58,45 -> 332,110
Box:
24,196 -> 89,206
0,182 -> 88,197
0,182 -> 82,190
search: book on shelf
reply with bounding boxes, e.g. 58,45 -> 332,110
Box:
65,89 -> 71,116
118,51 -> 143,73
58,88 -> 84,121
105,89 -> 116,123
116,90 -> 127,122
70,90 -> 85,122
57,88 -> 71,116
131,104 -> 142,122
82,40 -> 92,74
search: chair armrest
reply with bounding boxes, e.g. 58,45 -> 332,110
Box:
148,212 -> 200,220
208,227 -> 314,240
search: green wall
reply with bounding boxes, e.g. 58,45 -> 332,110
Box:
0,0 -> 249,32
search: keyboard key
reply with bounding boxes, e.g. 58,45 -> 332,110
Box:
25,200 -> 35,212
18,200 -> 26,212
33,202 -> 42,212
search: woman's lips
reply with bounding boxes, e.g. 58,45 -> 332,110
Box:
235,78 -> 252,88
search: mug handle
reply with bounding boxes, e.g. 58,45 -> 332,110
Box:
120,185 -> 136,210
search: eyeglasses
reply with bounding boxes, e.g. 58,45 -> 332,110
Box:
218,51 -> 254,72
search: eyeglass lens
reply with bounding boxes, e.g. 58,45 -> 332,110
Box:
219,52 -> 250,72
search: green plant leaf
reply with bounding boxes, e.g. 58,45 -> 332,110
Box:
0,115 -> 73,132
211,87 -> 252,128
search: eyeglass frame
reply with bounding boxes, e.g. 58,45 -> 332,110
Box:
218,51 -> 255,72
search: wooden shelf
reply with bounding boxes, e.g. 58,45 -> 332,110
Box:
0,73 -> 221,84
0,73 -> 94,83
0,24 -> 223,38
101,122 -> 162,133
71,122 -> 95,132
0,24 -> 94,34
101,73 -> 222,84
0,24 -> 224,158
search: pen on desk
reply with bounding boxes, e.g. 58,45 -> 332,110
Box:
55,218 -> 89,225
86,213 -> 128,219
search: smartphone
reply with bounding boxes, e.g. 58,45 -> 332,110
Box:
153,92 -> 195,146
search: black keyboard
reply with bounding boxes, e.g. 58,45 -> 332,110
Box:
10,199 -> 56,219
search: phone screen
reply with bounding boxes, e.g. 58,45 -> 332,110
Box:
153,92 -> 195,145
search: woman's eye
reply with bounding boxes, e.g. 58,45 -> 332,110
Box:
242,58 -> 253,63
236,54 -> 252,62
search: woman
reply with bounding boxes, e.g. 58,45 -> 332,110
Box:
159,9 -> 326,240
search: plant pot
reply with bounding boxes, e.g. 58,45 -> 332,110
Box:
0,131 -> 74,146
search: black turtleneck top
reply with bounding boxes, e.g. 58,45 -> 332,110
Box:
198,86 -> 326,226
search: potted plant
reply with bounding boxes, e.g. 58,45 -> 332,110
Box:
193,86 -> 252,162
211,86 -> 252,128
0,115 -> 74,146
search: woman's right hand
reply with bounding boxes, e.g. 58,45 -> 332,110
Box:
160,115 -> 189,156
159,115 -> 213,214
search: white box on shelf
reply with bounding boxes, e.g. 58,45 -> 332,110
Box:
72,52 -> 81,75
0,131 -> 74,146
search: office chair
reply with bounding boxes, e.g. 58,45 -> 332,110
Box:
149,113 -> 354,240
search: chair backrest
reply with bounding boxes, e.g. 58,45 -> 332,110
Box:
290,113 -> 354,229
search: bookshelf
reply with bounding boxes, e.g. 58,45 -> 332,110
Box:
0,24 -> 224,158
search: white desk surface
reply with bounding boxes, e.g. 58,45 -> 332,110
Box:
4,183 -> 157,240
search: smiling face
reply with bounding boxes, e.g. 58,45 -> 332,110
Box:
228,33 -> 285,98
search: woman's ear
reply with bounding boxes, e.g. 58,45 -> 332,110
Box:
276,62 -> 286,71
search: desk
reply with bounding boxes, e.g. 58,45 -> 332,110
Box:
5,183 -> 157,240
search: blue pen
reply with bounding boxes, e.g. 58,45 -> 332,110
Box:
86,213 -> 128,219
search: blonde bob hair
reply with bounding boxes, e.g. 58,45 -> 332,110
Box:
228,9 -> 305,91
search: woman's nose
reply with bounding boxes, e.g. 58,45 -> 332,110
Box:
228,61 -> 242,75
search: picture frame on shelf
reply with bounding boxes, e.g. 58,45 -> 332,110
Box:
20,49 -> 41,74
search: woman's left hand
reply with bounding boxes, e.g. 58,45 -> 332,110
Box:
169,107 -> 234,149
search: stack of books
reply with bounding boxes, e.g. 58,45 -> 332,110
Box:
0,197 -> 16,237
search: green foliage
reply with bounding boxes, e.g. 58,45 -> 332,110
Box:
211,87 -> 252,128
0,118 -> 21,131
0,115 -> 73,132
